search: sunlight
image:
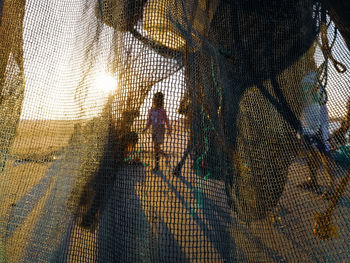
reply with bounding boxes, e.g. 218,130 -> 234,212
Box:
93,72 -> 118,96
77,71 -> 120,119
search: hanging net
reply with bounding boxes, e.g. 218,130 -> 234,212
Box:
0,0 -> 349,262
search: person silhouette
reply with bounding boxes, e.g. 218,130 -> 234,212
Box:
143,92 -> 172,171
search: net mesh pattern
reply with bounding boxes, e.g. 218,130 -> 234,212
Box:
0,0 -> 349,262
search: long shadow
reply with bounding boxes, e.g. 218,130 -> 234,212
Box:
5,164 -> 56,238
95,165 -> 190,263
52,140 -> 191,263
152,221 -> 191,263
156,171 -> 238,261
162,171 -> 289,262
3,147 -> 68,239
189,175 -> 319,262
20,146 -> 82,262
31,120 -> 189,262
95,164 -> 148,263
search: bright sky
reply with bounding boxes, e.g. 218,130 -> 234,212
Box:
19,1 -> 349,120
21,1 -> 115,120
314,23 -> 350,119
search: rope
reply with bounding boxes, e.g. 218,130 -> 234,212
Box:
191,106 -> 212,216
315,61 -> 328,106
320,9 -> 346,73
313,168 -> 350,239
190,58 -> 221,216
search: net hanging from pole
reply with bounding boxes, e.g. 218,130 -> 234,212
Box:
0,0 -> 349,262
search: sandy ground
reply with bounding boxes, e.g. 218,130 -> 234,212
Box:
0,122 -> 349,262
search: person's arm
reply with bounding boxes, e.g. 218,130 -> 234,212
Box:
143,110 -> 151,133
164,110 -> 172,134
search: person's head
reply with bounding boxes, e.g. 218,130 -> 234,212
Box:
152,92 -> 164,109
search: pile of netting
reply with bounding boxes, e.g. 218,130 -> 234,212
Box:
0,0 -> 349,262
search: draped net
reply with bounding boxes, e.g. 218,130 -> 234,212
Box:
0,0 -> 349,262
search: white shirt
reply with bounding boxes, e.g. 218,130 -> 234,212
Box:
301,103 -> 321,136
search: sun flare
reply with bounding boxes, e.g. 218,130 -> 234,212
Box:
93,72 -> 118,95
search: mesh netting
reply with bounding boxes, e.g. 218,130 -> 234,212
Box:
0,0 -> 349,262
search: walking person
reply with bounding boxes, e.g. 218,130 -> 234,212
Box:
297,71 -> 333,193
143,92 -> 172,171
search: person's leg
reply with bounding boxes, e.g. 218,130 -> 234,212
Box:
159,144 -> 169,160
154,142 -> 160,170
173,142 -> 193,177
312,132 -> 336,197
153,127 -> 165,171
318,151 -> 333,196
315,144 -> 336,198
304,148 -> 320,185
298,135 -> 320,189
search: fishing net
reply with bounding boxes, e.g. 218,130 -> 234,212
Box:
0,0 -> 349,262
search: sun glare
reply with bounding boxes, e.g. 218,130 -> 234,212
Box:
93,72 -> 118,96
82,72 -> 119,118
